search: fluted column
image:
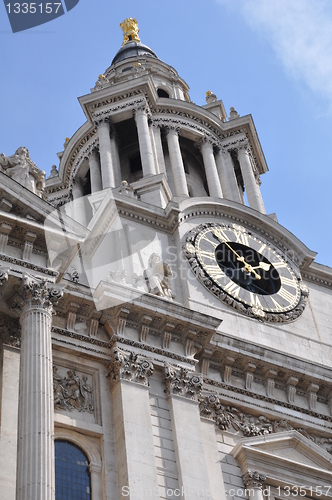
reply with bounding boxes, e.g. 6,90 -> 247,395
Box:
88,149 -> 102,193
134,107 -> 156,177
216,148 -> 242,202
166,127 -> 189,197
96,119 -> 115,189
237,142 -> 266,213
200,139 -> 223,198
151,123 -> 166,174
16,273 -> 63,500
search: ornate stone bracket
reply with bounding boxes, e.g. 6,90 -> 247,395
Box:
107,347 -> 154,386
242,470 -> 266,489
164,362 -> 203,400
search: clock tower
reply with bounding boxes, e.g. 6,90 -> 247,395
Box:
1,18 -> 332,500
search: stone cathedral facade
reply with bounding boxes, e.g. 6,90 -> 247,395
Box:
0,18 -> 332,500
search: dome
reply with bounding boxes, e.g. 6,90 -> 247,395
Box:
111,41 -> 158,65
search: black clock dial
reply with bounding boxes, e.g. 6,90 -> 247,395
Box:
215,241 -> 281,295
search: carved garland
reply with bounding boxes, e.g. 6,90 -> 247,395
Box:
199,393 -> 332,455
183,222 -> 308,323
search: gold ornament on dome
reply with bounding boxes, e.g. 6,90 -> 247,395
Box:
206,90 -> 213,97
120,18 -> 141,46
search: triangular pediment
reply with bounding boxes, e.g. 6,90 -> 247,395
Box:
232,430 -> 332,488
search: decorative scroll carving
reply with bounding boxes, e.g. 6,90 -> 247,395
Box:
242,471 -> 266,489
22,273 -> 63,314
53,366 -> 94,412
183,223 -> 308,323
164,363 -> 202,400
144,253 -> 173,300
107,347 -> 154,386
0,266 -> 10,286
0,147 -> 45,198
199,393 -> 332,454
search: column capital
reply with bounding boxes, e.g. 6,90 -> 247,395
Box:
165,124 -> 181,136
94,115 -> 111,128
21,272 -> 63,317
132,104 -> 151,118
108,347 -> 154,387
242,470 -> 266,489
164,362 -> 202,400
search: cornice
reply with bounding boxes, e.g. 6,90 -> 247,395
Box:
302,261 -> 332,289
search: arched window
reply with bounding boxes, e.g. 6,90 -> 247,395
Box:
157,88 -> 170,98
55,440 -> 91,500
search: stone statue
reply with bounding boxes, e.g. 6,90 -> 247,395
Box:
0,147 -> 45,197
145,253 -> 173,300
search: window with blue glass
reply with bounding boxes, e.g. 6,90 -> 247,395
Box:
55,440 -> 91,500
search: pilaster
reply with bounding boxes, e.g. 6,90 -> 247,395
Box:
109,347 -> 159,499
242,470 -> 266,500
164,364 -> 211,500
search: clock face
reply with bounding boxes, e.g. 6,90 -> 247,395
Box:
184,222 -> 307,321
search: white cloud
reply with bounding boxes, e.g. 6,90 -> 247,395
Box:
216,0 -> 332,104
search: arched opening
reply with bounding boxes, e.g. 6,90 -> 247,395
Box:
157,88 -> 170,98
55,440 -> 91,500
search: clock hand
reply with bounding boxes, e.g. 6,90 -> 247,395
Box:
252,262 -> 271,271
213,228 -> 262,280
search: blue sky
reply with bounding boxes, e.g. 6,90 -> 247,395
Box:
1,0 -> 332,267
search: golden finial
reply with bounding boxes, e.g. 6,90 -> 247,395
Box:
206,90 -> 213,97
120,18 -> 141,46
98,74 -> 106,80
134,62 -> 141,67
64,137 -> 70,143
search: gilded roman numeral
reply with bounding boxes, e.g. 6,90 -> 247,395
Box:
201,234 -> 218,248
273,261 -> 287,269
280,276 -> 297,288
204,265 -> 225,279
250,293 -> 262,309
277,287 -> 295,303
212,227 -> 229,242
224,281 -> 240,297
234,231 -> 249,246
198,250 -> 215,260
270,297 -> 283,311
258,243 -> 267,254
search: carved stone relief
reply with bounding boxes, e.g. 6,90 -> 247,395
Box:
53,365 -> 94,412
164,363 -> 203,400
199,393 -> 332,454
0,147 -> 45,198
0,313 -> 21,348
107,347 -> 154,386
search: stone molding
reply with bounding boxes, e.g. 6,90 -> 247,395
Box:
0,252 -> 58,276
242,470 -> 266,489
164,362 -> 202,400
107,347 -> 154,386
21,272 -> 63,316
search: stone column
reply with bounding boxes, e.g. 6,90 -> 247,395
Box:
71,178 -> 86,226
109,127 -> 122,187
88,149 -> 102,194
242,470 -> 266,500
109,347 -> 159,499
200,140 -> 223,198
237,142 -> 266,213
134,107 -> 156,177
151,123 -> 166,174
166,127 -> 189,197
96,118 -> 116,189
164,364 -> 211,500
216,148 -> 242,203
16,273 -> 63,500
